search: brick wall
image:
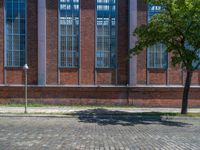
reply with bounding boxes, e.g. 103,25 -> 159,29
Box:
0,0 -> 199,87
45,0 -> 130,85
0,0 -> 38,85
96,69 -> 116,85
59,68 -> 79,85
137,0 -> 147,85
191,70 -> 200,85
0,0 -> 129,86
117,0 -> 129,85
136,0 -> 200,86
0,0 -> 199,108
46,0 -> 58,85
129,87 -> 200,108
168,54 -> 183,85
80,0 -> 95,85
0,86 -> 200,107
27,0 -> 38,85
148,70 -> 166,85
96,0 -> 129,85
6,68 -> 24,84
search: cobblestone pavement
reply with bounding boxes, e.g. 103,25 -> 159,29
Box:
0,115 -> 200,150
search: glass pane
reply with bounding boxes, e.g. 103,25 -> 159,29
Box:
96,0 -> 117,68
147,3 -> 167,69
60,36 -> 66,51
13,19 -> 20,34
7,51 -> 13,66
6,35 -> 12,50
59,0 -> 80,67
20,19 -> 25,34
5,0 -> 26,67
148,43 -> 167,69
6,2 -> 13,19
20,35 -> 25,50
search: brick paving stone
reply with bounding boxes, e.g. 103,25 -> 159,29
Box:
0,116 -> 200,150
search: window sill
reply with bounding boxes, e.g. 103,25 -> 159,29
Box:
5,66 -> 24,70
96,67 -> 116,71
147,68 -> 167,73
59,67 -> 79,71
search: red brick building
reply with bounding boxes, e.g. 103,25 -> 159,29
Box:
0,0 -> 199,107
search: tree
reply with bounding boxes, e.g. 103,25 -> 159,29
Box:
129,0 -> 200,114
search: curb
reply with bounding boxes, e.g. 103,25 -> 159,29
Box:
1,113 -> 200,121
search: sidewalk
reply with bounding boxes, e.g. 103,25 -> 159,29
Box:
0,106 -> 200,114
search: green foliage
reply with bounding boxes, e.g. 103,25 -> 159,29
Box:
130,0 -> 200,71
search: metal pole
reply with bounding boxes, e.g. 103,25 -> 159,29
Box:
25,69 -> 28,114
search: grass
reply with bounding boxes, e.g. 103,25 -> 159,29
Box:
0,103 -> 57,107
118,112 -> 200,117
0,103 -> 137,108
0,104 -> 200,117
2,112 -> 200,117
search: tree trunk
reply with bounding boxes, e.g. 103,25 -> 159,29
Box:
181,70 -> 193,114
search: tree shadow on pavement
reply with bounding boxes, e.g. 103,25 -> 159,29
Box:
74,109 -> 192,127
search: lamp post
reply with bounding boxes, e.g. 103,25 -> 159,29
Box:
23,64 -> 29,114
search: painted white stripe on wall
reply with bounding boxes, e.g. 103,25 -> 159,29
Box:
38,0 -> 46,85
129,0 -> 137,85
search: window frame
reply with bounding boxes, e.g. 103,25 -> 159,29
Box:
147,43 -> 168,69
95,0 -> 118,69
58,0 -> 80,68
4,0 -> 27,68
147,3 -> 168,69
